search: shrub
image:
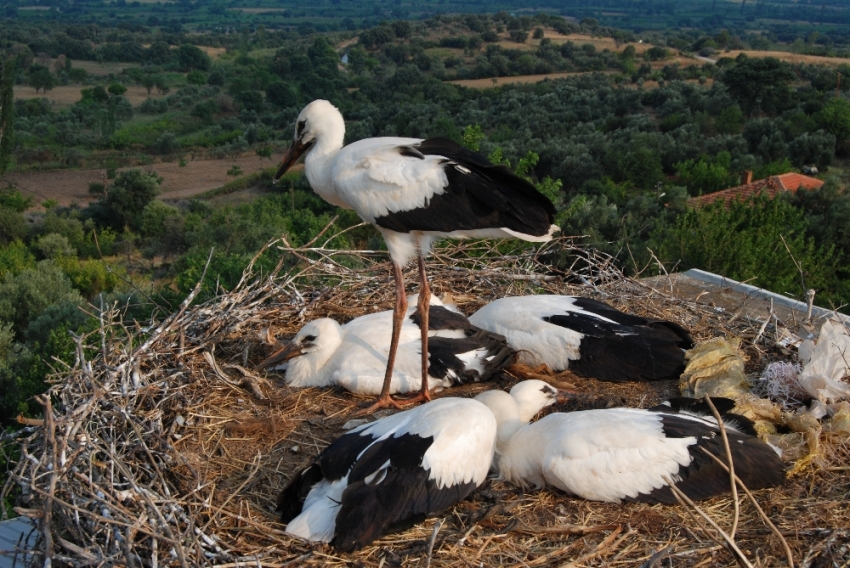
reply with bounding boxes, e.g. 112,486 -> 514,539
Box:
0,260 -> 84,338
35,233 -> 76,260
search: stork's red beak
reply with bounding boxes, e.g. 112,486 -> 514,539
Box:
257,341 -> 304,369
273,138 -> 311,184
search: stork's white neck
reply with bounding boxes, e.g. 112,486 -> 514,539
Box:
303,108 -> 345,201
473,390 -> 525,452
304,138 -> 341,196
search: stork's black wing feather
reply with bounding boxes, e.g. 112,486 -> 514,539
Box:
331,433 -> 479,552
375,138 -> 556,238
627,414 -> 785,504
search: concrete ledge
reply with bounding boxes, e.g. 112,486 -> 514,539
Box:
683,268 -> 849,323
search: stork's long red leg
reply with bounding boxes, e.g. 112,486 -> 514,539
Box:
415,253 -> 432,401
395,253 -> 433,405
354,262 -> 407,415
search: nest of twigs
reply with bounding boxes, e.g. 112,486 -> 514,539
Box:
3,226 -> 849,567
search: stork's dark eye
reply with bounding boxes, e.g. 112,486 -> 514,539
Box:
304,335 -> 317,342
541,385 -> 556,395
297,120 -> 307,137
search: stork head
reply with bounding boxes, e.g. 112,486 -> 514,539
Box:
508,380 -> 572,423
274,100 -> 345,183
257,318 -> 344,379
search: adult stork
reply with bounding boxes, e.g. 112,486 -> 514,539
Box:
474,381 -> 786,504
273,100 -> 558,411
257,297 -> 515,395
277,396 -> 498,551
468,295 -> 694,382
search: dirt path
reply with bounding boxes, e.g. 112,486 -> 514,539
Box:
0,152 -> 290,209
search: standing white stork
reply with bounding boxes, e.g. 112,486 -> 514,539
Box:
468,295 -> 694,382
277,396 -> 498,551
257,298 -> 515,395
273,100 -> 558,411
474,381 -> 786,504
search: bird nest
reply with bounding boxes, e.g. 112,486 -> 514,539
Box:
3,226 -> 849,567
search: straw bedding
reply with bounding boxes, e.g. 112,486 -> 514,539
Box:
3,228 -> 849,567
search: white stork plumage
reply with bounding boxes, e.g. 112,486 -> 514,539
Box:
468,295 -> 694,382
258,297 -> 515,395
475,381 -> 786,504
277,396 -> 498,551
273,100 -> 558,411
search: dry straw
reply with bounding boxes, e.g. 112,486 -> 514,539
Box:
3,222 -> 849,567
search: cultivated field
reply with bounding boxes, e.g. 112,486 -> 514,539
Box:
13,84 -> 167,108
0,152 -> 288,208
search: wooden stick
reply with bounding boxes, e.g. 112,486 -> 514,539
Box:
698,447 -> 795,568
663,476 -> 754,568
424,520 -> 442,568
703,395 -> 740,538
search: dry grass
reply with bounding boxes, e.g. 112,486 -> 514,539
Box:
3,232 -> 849,567
13,85 -> 167,108
723,50 -> 850,67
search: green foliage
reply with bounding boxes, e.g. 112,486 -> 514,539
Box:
0,187 -> 32,212
0,240 -> 35,279
462,124 -> 485,152
35,233 -> 76,259
101,169 -> 162,232
187,70 -> 207,85
817,98 -> 850,145
0,260 -> 84,339
55,256 -> 120,298
177,44 -> 211,72
226,164 -> 244,177
141,200 -> 181,238
651,195 -> 834,300
720,57 -> 795,116
0,58 -> 13,177
753,158 -> 794,180
256,146 -> 273,161
107,83 -> 127,96
27,65 -> 56,93
0,207 -> 27,244
675,153 -> 738,196
88,182 -> 106,196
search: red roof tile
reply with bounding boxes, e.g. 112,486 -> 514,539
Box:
687,172 -> 824,209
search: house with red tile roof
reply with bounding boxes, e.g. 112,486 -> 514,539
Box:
688,171 -> 824,209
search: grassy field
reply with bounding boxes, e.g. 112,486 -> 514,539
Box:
13,85 -> 168,108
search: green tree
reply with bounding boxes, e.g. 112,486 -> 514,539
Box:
142,74 -> 156,95
176,44 -> 212,72
67,67 -> 88,84
27,65 -> 55,93
187,70 -> 207,85
720,57 -> 795,116
0,58 -> 14,177
675,154 -> 737,196
0,260 -> 84,338
107,83 -> 127,96
817,98 -> 850,147
0,240 -> 35,279
102,169 -> 162,231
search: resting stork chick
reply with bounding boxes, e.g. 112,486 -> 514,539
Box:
469,295 -> 694,382
277,396 -> 498,551
258,298 -> 515,395
474,381 -> 786,504
273,100 -> 558,412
